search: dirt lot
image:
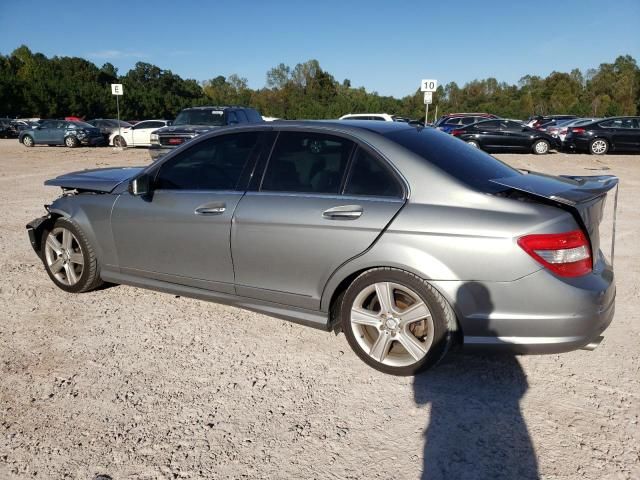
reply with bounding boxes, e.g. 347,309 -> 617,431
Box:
0,139 -> 638,479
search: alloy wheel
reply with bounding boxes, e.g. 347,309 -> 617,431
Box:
44,227 -> 84,286
350,282 -> 434,367
534,140 -> 549,154
591,139 -> 607,155
23,136 -> 34,147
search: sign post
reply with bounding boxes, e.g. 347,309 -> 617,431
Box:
420,79 -> 437,126
111,84 -> 124,147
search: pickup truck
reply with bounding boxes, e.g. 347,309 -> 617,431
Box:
149,106 -> 264,160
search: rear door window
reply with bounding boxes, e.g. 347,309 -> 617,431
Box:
261,132 -> 354,194
475,120 -> 500,131
345,149 -> 403,198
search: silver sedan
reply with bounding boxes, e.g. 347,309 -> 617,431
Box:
27,121 -> 616,375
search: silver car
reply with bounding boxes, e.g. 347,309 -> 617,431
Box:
27,121 -> 616,375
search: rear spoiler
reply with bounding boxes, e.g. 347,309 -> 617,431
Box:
491,172 -> 619,267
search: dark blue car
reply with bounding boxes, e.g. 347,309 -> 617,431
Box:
19,120 -> 105,148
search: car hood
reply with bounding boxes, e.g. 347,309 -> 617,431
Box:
45,166 -> 144,193
154,125 -> 221,135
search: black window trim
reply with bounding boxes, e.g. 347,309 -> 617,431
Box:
341,145 -> 405,199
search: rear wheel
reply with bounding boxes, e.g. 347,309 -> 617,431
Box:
532,139 -> 550,154
113,135 -> 127,147
22,135 -> 34,147
341,268 -> 456,376
42,218 -> 103,293
589,138 -> 609,155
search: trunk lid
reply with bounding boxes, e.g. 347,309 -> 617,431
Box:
491,172 -> 619,263
45,167 -> 144,193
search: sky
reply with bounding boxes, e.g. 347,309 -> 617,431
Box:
1,0 -> 639,98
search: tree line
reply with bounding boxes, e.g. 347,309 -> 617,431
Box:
1,45 -> 638,122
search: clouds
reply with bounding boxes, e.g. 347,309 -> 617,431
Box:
86,49 -> 147,59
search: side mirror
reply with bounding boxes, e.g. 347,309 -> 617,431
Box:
130,174 -> 152,196
167,121 -> 173,126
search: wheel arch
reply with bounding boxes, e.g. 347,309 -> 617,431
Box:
323,263 -> 464,341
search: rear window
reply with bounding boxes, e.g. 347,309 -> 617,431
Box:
385,128 -> 521,193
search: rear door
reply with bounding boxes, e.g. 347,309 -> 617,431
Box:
501,120 -> 531,150
34,120 -> 60,143
132,121 -> 164,145
231,130 -> 405,310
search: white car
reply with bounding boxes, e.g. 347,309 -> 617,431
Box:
109,120 -> 171,147
339,113 -> 409,122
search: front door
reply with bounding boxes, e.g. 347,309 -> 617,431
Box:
231,132 -> 405,310
33,120 -> 61,143
110,131 -> 263,293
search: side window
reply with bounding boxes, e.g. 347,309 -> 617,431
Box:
345,149 -> 403,198
236,110 -> 248,123
227,111 -> 238,124
245,109 -> 262,122
261,132 -> 353,194
147,121 -> 165,129
476,121 -> 500,131
133,122 -> 148,129
155,132 -> 259,191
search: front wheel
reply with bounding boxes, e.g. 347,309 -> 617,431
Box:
64,136 -> 79,148
22,135 -> 34,147
466,140 -> 480,149
589,138 -> 609,155
341,268 -> 456,376
42,218 -> 103,293
532,139 -> 550,154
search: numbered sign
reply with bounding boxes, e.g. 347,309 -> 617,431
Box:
420,79 -> 437,92
111,84 -> 124,96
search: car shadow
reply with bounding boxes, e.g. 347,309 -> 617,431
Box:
412,282 -> 539,479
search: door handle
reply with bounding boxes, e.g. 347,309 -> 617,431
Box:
322,205 -> 363,220
195,203 -> 226,215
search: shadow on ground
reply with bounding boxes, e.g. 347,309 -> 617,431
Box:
413,281 -> 539,479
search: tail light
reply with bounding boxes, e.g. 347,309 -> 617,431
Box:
570,127 -> 586,135
451,129 -> 464,136
518,229 -> 592,277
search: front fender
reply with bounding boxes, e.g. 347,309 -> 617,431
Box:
46,194 -> 119,267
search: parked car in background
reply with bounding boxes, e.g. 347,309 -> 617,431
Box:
19,120 -> 105,148
526,115 -> 578,130
109,120 -> 171,147
149,106 -> 263,160
564,116 -> 640,155
339,113 -> 409,122
27,121 -> 616,376
434,113 -> 500,134
545,118 -> 580,137
0,118 -> 16,138
9,119 -> 40,137
86,119 -> 133,142
556,118 -> 601,146
451,119 -> 558,154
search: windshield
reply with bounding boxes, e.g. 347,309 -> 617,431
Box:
386,127 -> 521,194
174,109 -> 225,126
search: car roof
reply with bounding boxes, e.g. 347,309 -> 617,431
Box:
181,106 -> 248,111
268,119 -> 416,134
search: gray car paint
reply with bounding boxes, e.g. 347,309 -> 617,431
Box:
30,121 -> 616,354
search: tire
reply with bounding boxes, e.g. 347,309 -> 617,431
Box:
532,139 -> 550,154
41,218 -> 103,293
113,135 -> 127,147
22,135 -> 34,147
341,268 -> 456,376
64,136 -> 79,148
466,140 -> 480,149
589,138 -> 609,155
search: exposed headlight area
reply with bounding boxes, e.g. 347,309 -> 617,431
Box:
150,133 -> 159,145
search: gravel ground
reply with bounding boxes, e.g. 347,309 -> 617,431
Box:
0,139 -> 638,479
